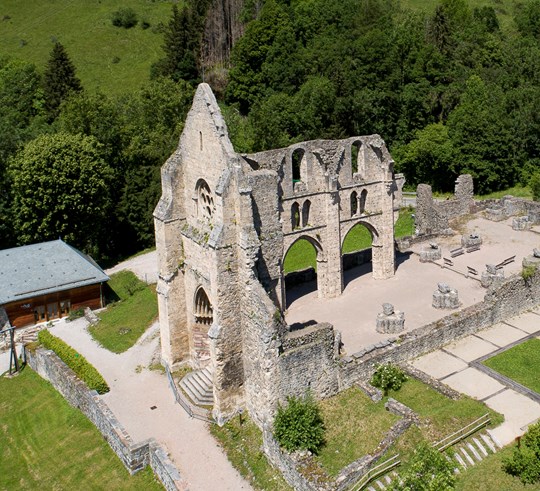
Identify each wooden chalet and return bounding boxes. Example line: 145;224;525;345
0;240;109;328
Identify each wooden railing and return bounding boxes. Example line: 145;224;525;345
432;413;491;452
349;454;401;491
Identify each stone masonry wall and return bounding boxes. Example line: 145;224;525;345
279;322;339;401
339;268;540;386
26;347;186;490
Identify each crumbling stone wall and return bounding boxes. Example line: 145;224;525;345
415;174;474;235
154;84;403;424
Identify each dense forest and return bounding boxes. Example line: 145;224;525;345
1;0;540;261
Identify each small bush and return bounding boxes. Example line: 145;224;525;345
530;172;540;201
522;265;537;281
370;363;408;396
273;393;325;453
503;421;540;484
67;308;84;322
38;330;109;394
111;7;138;28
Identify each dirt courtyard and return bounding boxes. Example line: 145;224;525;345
285;216;540;356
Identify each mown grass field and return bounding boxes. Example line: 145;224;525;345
89;270;158;353
484;338;540;393
0;367;162;490
0;0;178;95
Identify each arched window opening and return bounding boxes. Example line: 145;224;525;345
351;142;361;175
360;189;368;214
342;223;373;254
292;149;304;183
291;202;300;229
194;287;213;325
196;179;214;219
283;237;320;307
302;200;311;227
350;191;358;216
199;131;203;151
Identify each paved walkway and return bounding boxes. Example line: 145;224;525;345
49;318;252;491
105;250;158;284
412;308;540;446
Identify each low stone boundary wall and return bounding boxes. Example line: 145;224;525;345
26;347;187;491
340;269;540;387
401;363;460;400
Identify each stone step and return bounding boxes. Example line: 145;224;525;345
472;437;489;457
466;442;483;462
487;431;503;449
179;369;213;406
460;447;476;466
454;452;468;469
481;432;498;453
375;479;386;490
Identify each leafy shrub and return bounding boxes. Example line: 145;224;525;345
503;421;540;484
370;363;408;396
111;7;138;28
38;330;109;394
273;393;325;453
389;442;455;490
67;308;84;322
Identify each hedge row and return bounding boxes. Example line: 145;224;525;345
38;330;110;394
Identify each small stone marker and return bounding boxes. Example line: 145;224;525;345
523;249;540;269
420;242;442;262
376;303;405;334
461;233;482;248
432;283;460;309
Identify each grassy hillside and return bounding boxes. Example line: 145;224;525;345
0;0;179;95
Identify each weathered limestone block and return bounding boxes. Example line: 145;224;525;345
419;242;441;262
522;249;540;269
432;283;460;309
376;303;405;334
461;233;482;248
512;216;532;231
485;205;506;222
481;264;505;288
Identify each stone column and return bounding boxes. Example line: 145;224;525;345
319;180;343;298
372;182;395;280
432;283;460;309
481;264;504;288
376;303;405;334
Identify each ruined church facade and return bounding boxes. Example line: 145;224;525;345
154;84;404;424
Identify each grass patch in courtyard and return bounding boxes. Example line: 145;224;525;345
315;387;399;476
483;338;540;394
454;443;539;490
284;208;414;273
89;270;158;353
210;415;292;491
0;367;162;490
383;378;504;463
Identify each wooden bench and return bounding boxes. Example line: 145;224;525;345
443;257;454;267
450;247;464;258
466;244;481;253
467;266;478;276
496;255;516;268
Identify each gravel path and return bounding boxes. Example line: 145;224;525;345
49;319;252;490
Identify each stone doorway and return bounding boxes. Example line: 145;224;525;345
193;287;212;366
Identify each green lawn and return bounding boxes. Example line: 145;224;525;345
0;0;177;95
89;270;158;353
283;208;414;273
483;338;540;394
315;387;399;477
383;378;504;465
0;367;162;490
455;444;539;490
210;416;292;491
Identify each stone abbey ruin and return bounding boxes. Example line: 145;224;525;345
154;84;540;435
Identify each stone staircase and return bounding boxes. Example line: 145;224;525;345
365;432;501;491
179;368;213;407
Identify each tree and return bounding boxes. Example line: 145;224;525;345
273;393;325;453
43;42;82;120
152;5;199;83
503;421;540;484
389;443;456;490
8;133;113;258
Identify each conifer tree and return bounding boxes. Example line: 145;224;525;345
43;42;82;120
152;5;199;83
